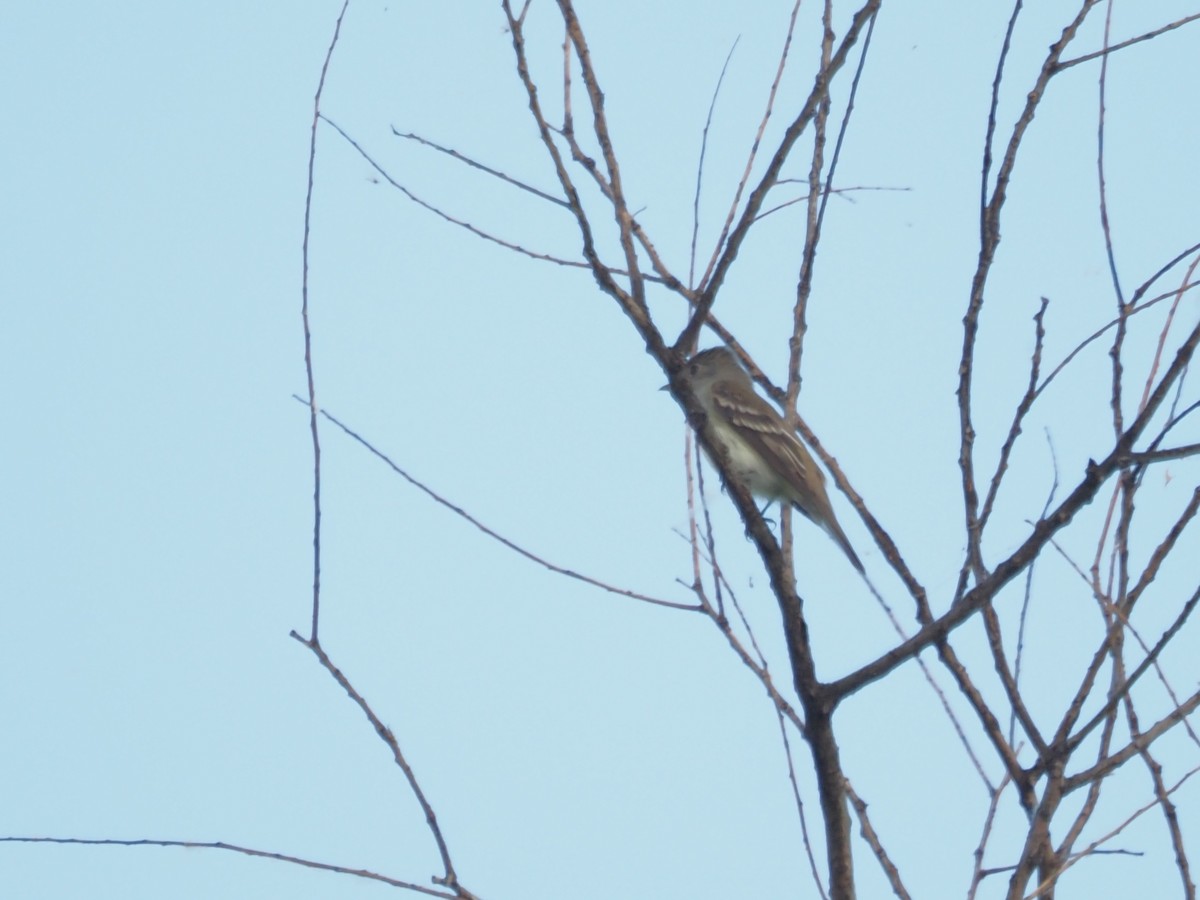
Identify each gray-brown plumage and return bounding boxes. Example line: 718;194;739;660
684;347;864;573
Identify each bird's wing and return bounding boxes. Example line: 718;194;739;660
710;380;864;574
708;380;821;490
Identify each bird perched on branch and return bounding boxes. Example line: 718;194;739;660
682;346;864;573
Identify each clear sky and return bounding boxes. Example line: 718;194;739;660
3;2;1198;898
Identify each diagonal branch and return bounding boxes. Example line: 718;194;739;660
829;315;1200;699
310;401;695;611
391;128;569;207
289;637;480;899
1065;686;1200;791
1055;12;1200;71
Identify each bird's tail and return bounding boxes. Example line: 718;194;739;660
822;517;864;574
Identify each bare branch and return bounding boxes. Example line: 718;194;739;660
786;0;835;410
310;401;696;611
690;38;740;288
391;128;570;207
324;115;589;269
680;0;883;354
501;1;665;354
967;776;1013;900
847;781;912;900
1026;763;1200;898
1036;279;1200;403
1055;12;1200;71
299;0;351;646
980;296;1050;531
0;836;458;899
555;1;650;320
958;0;1102;587
694;0;806;294
832;315;1200;699
1095;0;1126;311
289;636;480;899
1064;584;1200;775
778;712;829;900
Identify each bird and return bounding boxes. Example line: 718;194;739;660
682;346;864;573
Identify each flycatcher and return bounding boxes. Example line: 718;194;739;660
683;347;864;573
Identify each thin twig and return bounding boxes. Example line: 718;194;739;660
289;637;479;899
300;0;350;645
776;711;828;900
1063;600;1200;779
501;1;667;352
0;836;457;899
754;184;910;224
695;0;805;293
967;776;1013;900
1035;274;1200;402
391;128;569;207
846;782;912;900
1024;764;1200;898
1055;12;1200;70
1009;431;1060;747
786;0;836;409
305;401;697;612
980;297;1050;531
681;0;883;353
815;4;878;229
1095;0;1126;311
690;38;740;288
830;314;1200;698
324;115;592;270
959;0;1101;588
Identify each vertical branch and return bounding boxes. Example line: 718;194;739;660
980;297;1050;530
777;712;830;900
958;0;1101;585
672;357;856;896
1090;3;1130;604
847;781;912;900
679;0;883;354
555;1;648;314
980;0;1025;228
967;777;1010;900
786;0;835;401
503;0;671;358
779;0;836;569
1122;689;1196;898
1005;766;1065;899
1052;579;1127;869
690;40;740;288
300;0;351;645
561;18;574;136
815;10;877;230
1095;0;1127;312
1099;2;1128;447
1140;255;1200;422
695;0;805;293
802;688;855;899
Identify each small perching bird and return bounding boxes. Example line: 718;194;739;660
682;346;864;573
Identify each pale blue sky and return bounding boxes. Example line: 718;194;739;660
3;2;1198;898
